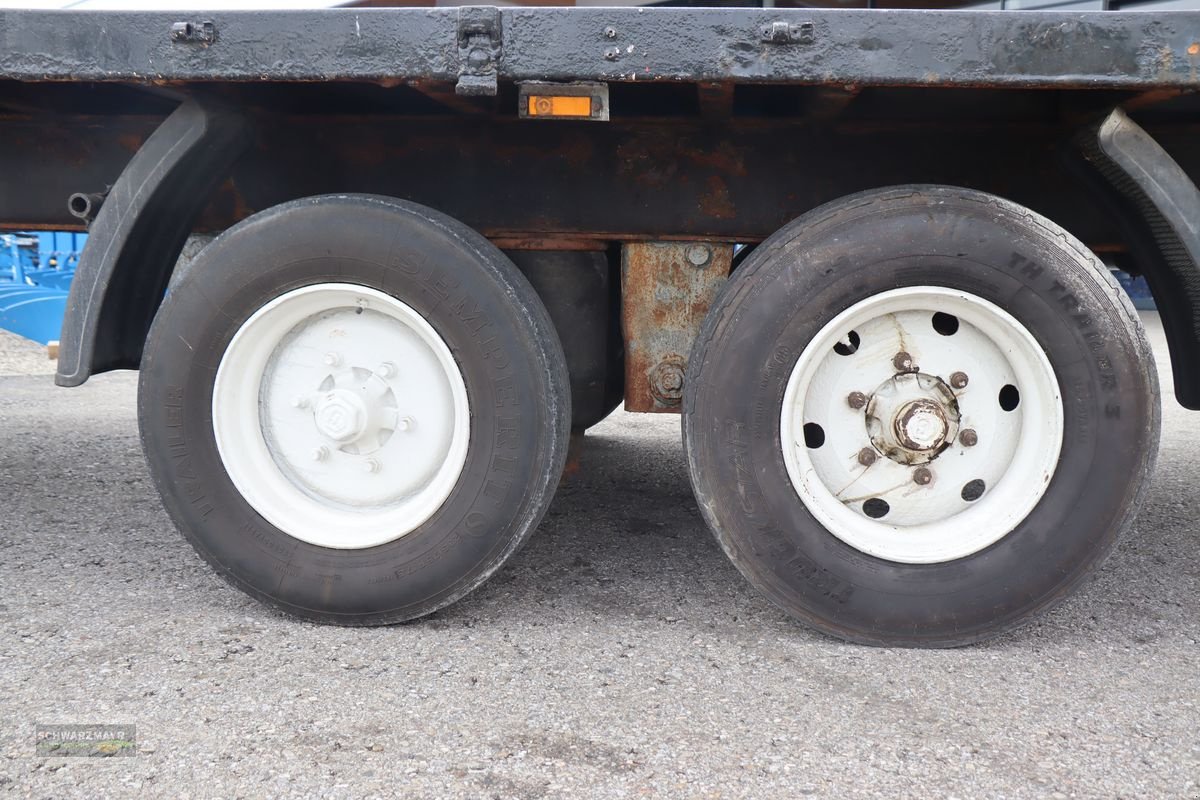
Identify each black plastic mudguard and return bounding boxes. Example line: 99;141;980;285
1079;107;1200;410
56;97;250;387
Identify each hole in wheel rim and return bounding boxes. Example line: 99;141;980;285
999;384;1020;411
961;479;986;502
833;330;860;356
931;312;959;336
862;498;890;518
803;423;825;449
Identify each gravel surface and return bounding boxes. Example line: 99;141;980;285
1;313;1198;799
0;330;53;377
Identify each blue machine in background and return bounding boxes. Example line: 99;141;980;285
0;231;84;345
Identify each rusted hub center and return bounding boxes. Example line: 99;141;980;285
864;372;961;465
893;399;948;451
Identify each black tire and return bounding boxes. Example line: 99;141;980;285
138;195;570;624
683;185;1160;647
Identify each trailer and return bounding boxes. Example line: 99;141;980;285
1;6;1197;646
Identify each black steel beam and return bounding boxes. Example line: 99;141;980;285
8;110;1198;247
1;8;1198;89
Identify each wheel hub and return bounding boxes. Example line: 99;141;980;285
865;372;960;465
313;388;368;443
306;369;399;455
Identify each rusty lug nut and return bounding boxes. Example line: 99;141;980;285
893;351;914;372
950;371;969;389
847;391;868;410
857;448;877;467
649;360;686;405
913;466;933;486
959;428;978;447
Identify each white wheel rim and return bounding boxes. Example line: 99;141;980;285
780;286;1063;564
212;283;470;549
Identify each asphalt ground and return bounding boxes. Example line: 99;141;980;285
0;314;1198;799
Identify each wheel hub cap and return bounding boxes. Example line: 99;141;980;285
865;372;960;465
313;388;369;443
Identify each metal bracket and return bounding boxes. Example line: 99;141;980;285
760;21;815;45
169;20;217;45
456;6;502;97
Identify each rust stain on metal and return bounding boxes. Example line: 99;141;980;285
698;175;736;220
621;241;733;413
116;132;145;153
489;236;606;251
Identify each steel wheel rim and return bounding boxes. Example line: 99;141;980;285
780;286;1063;564
212;283;470;549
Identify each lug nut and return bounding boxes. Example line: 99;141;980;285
893;351;914;372
377;362;397;379
398;416;414;432
950;371;969;389
847;391;868;410
323;352;341;368
291;396;309;409
913;466;933;486
312;446;329;462
857;448;877;467
959;428;978;447
364;458;381;474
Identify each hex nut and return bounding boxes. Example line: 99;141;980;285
847;391;868;410
649;360;687;405
857;448;878;467
893;351;914;372
950;371;969;389
913;466;933;485
959;428;978;447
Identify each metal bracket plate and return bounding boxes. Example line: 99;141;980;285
456;6;502;97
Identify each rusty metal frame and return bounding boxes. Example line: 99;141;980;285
621;242;733;413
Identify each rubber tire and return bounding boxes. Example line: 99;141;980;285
683;185;1160;648
138;195;571;624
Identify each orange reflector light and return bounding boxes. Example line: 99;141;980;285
527;95;593;118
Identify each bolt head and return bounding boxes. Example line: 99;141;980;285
467;46;490;69
847;391;868;410
291;396;309;409
685;245;712;267
398;416;414;432
312;446;329;462
323;352;341;368
959;428;978;447
649;361;687;404
377;362;396;379
857;447;877;467
603;25;617;39
913;466;933;486
363;458;381;474
950;371;969;389
893;352;914;372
